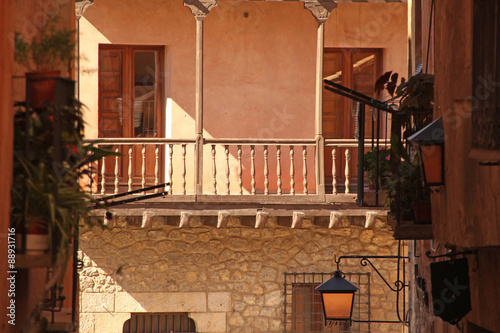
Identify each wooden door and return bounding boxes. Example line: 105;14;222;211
98;45;164;192
323;49;382;191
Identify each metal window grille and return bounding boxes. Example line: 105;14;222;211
284;272;371;333
123;313;196;333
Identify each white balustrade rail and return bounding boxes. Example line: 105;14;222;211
84;137;389;199
326;138;390;195
204;139;316;196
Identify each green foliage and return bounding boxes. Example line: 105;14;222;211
374;71;435;221
362;147;391;184
14;17;74;72
375;71;434;139
379;137;429;220
11;100;118;264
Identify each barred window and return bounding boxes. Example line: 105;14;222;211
123;313;196;333
284;272;371;333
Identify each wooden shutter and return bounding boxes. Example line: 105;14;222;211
99;49;124;138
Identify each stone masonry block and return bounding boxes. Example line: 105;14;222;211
189;312;227;332
81;293;115;313
78;313;95;333
208;292;232;312
94;313;131;333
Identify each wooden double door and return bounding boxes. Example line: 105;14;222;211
98;45;165;191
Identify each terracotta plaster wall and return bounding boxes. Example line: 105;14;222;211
203;1;317;139
0;1;15;332
325;3;408;80
80;1;407;139
79;0;195;140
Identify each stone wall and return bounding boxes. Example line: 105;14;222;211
79;215;406;333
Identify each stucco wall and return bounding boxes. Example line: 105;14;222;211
79;216;406;332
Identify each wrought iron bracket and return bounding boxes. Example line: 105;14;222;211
334;243;409;326
335;255;408;293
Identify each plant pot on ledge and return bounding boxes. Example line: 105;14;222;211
16;218;50;255
413;200;432;224
27;71;62;108
26;71;61;108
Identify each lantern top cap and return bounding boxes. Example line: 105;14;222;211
408;117;444;145
316;271;359;293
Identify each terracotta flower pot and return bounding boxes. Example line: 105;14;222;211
413;200;432;224
17;219;50;255
26;71;61;108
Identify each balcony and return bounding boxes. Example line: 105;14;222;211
83;135;392;229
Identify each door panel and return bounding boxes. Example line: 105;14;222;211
323;49;382;190
98;46;164;192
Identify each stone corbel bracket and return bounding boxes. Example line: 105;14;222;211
179;212;192;228
291;212;306;229
255;211;269;229
217;211;230;228
365;211;378;229
184;0;218;20
304;0;338;24
329;211;343;228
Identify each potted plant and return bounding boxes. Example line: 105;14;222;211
14;17;74;108
11;98;117;262
375;71;434;223
362;147;391;189
380;147;431;223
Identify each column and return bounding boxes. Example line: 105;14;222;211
305;1;337;197
184;0;217;195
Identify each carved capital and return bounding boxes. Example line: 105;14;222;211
184;0;217;21
304;1;337;24
75;0;94;20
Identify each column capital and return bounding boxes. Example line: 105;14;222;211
304;1;337;24
184;0;217;21
75;0;94;20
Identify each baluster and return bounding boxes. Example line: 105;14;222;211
264;145;269;195
154;146;159;193
251;145;256;195
277;145;282;195
238;145;243;195
225;145;230;195
168;144;173;195
127;147;133;192
182;144;186;195
114;148;119;194
290;146;295;195
332;148;337;194
141;145;146;193
302;146;308;195
345;148;350;194
212;145;217;195
100;156;106;195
